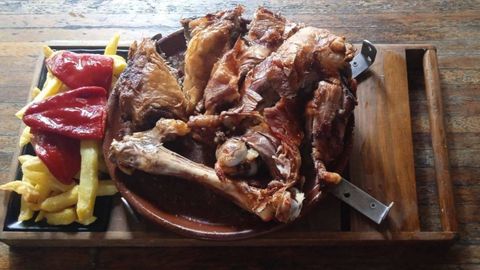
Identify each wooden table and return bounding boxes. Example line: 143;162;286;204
0;0;478;269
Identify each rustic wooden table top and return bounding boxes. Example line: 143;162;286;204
0;0;478;269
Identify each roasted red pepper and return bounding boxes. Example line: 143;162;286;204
30;130;80;185
23;86;107;140
46;51;113;91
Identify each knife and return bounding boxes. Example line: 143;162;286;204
327;41;393;225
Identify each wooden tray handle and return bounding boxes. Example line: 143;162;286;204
423;49;458;232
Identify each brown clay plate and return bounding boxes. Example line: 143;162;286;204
103;30;354;240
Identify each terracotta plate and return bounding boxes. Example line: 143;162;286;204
103;30;354;240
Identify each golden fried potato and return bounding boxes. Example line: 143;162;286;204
18;154;35;165
97;180;118;196
35;210;45;222
15;72;63;119
31;87;41;99
44;208;76;225
76;216;97;226
110;55;127;76
77;140;100;222
34;182;51;203
43;45;54;58
22;157;73;192
40;186;78;212
0;181;40;203
104;33;120;55
18;197;34;222
19;127;32;147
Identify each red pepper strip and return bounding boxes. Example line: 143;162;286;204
46;51;113;91
30;130;80;185
23;86;107;140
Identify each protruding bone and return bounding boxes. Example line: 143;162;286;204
109;120;303;222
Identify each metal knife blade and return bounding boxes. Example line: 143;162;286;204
328;178;393;224
351;40;377;78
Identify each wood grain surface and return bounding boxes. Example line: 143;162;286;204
0;0;478;269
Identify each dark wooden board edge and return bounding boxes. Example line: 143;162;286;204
0;41;458;246
0;231;458;247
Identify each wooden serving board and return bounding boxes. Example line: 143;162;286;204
0;43;458;246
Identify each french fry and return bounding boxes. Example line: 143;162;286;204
26;202;40;211
19;126;32;147
35;210;45;222
76;216;97;226
104;33;120;55
104;34;126;76
18;154;35;165
40;180;116;213
15;72;63;119
34;182;51;203
110;55;127;76
24;171;72;193
40;186;78;212
22;157;73;192
44;208;77;225
43;45;54;58
0;181;40;203
18;196;34;221
21;156;46;172
97;180;118;196
31;87;41;99
77;140;100;222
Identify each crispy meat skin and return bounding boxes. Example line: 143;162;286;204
203;7;300;114
110;118;303;222
214;98;304;220
183;6;244;113
305;82;357;185
189;23;355;195
112;39;187;131
238;26;354;112
109;6;358;223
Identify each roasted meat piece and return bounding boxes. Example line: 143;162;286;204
306;78;357;185
213;98;304;222
110;118;304;222
182;6;245;113
203;7;300;114
217;98;303;182
237;26;354;112
108;6;359;224
111;38;187;131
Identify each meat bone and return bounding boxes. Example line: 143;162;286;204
110;119;303;223
113;41;392;224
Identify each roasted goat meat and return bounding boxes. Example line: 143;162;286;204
182;6;244;113
108;6;358;223
306;79;357;186
215;98;303;183
111;38;187;131
192;25;355;183
110;119;304;222
237;26;354;112
203;7;300;114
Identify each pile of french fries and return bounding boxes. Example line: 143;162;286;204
0;34;126;226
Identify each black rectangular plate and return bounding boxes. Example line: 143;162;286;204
4;46;129;232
